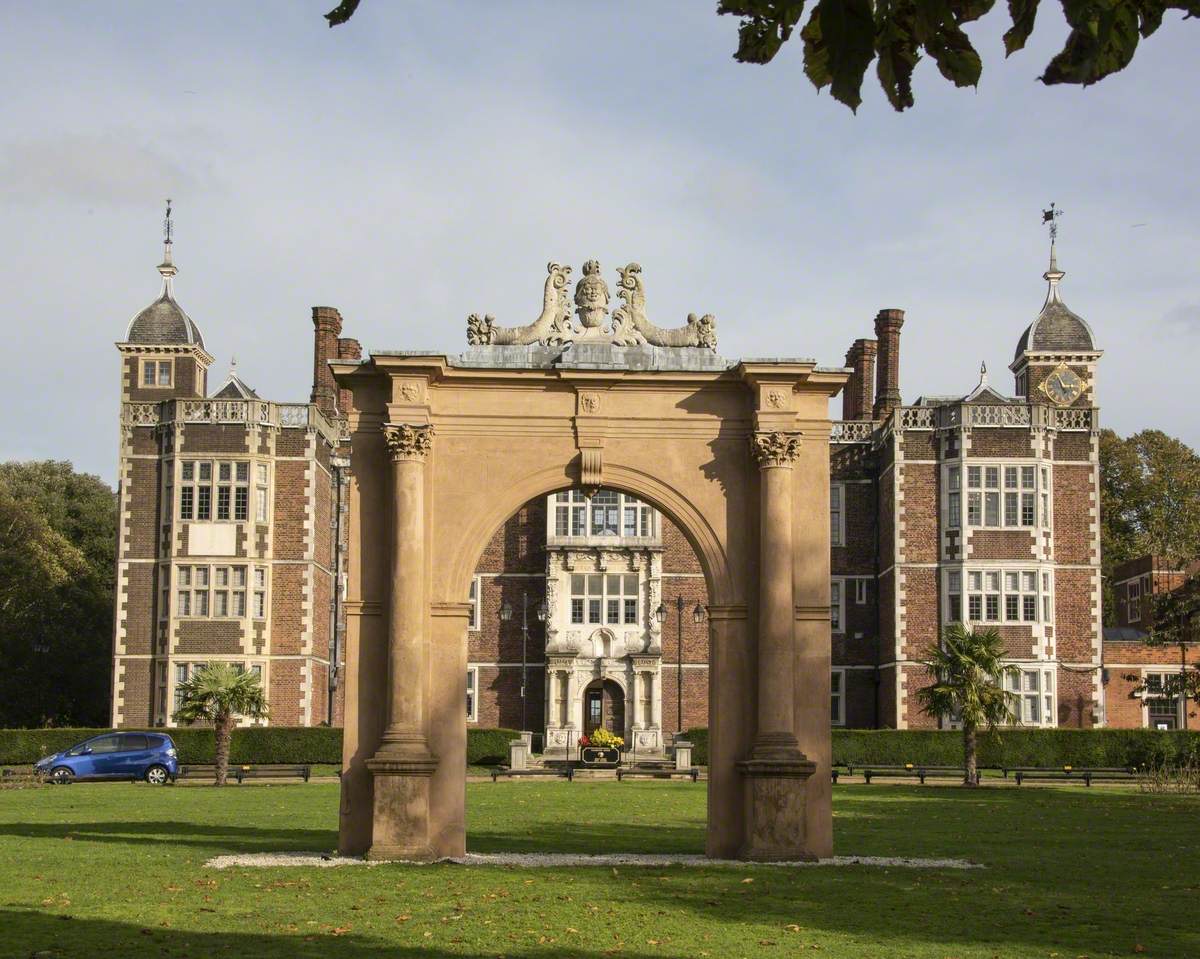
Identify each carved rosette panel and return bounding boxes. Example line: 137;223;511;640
383;423;434;462
752;431;802;468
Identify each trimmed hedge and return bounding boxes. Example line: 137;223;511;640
467;728;521;766
683;727;1200;770
1;726;520;767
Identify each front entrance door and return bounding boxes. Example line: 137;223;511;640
583;679;625;738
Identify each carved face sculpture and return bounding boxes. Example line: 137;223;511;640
574;260;610;329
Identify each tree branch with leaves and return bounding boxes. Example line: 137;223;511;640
325;1;1198;112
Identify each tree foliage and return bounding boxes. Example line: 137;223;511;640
326;1;1199;112
916;623;1017;783
1099;429;1200;623
174;663;269;786
0;462;116;728
718;1;1198;110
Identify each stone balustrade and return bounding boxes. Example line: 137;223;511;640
122;398;342;443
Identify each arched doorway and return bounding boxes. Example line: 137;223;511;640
582;678;625;739
331;263;846;862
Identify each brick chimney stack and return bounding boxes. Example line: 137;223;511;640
336;337;362;417
872;309;905;421
842;338;878;421
311;306;343;416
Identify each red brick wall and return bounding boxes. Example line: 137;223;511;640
273;461;309;560
970;429;1034;458
121;564;156;656
175;621;243;656
660;668;709;736
902;463;938;564
126;460;161;559
1056;667;1095;728
1054;432;1092;461
968;529;1035;560
120;660;153;727
180;424;250;455
270;660;303;726
1053;465;1094;566
1055;568;1096;663
272;565;306;656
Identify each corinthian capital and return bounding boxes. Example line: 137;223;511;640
384;423;434;462
752;431;802;468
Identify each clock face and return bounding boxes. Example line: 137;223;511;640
1040;363;1084;406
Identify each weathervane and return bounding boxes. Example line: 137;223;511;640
1042;202;1062;243
163;198;174;245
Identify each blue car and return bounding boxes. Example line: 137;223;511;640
35;732;179;785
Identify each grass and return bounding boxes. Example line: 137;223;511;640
1;781;1197;958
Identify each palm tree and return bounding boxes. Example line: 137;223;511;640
173;663;269;785
915;624;1018;786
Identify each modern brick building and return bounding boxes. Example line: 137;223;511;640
1103;556;1200;729
110;217;353;728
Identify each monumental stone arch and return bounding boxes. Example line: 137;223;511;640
332;261;847;861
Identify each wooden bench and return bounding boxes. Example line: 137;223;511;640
858;764;978;785
616;767;699;782
491;767;574;782
234;764;311;783
178;764;219;780
1011;766;1136;786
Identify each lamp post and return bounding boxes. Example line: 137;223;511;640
501;591;548;735
655;596;705;740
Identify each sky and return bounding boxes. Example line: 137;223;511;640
1;2;1197;484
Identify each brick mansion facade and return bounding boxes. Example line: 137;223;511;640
112;223;1110;735
111;224;353;728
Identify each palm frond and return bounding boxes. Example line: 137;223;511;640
172;663;269;725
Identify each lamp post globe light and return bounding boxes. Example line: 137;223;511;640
500;593;545;737
655;596;706;742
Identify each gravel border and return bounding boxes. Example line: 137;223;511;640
205;851;982;870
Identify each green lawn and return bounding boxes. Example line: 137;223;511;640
1;781;1196;958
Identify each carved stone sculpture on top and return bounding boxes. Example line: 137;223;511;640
467;260;717;349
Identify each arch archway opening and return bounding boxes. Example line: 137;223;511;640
460;483;715;852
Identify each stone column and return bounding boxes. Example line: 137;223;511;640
630;670;642;728
366;423;438;861
649;669;662;731
738;431;815;861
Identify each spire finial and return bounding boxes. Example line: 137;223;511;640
157;198;178;292
979;361;988;386
1041;203;1065;302
230;354;238;377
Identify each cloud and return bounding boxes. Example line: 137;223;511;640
0;131;200;204
1163;303;1200;334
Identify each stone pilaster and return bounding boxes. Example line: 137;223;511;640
366;423;438;861
738;431;816;861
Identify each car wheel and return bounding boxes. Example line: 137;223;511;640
145;765;169;785
50;766;75;785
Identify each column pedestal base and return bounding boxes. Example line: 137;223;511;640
365;752;439;861
737;737;816;862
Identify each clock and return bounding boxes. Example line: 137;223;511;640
1039;363;1084;406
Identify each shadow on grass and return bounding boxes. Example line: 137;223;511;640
0;820;335;853
1;910;663;959
467;820;704;854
